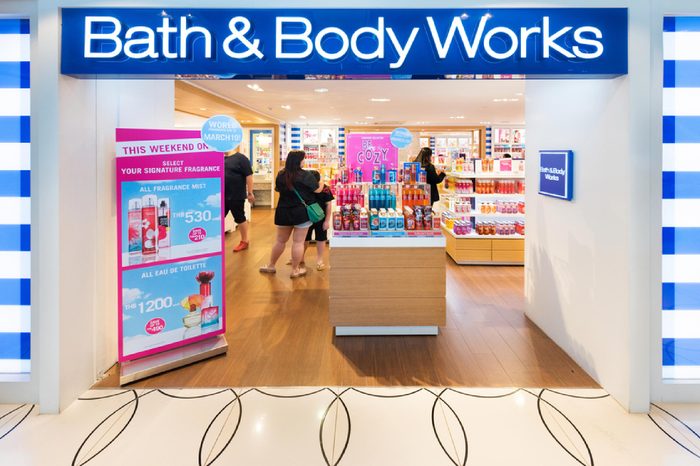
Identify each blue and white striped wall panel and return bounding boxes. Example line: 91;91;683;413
338;127;345;158
290;127;301;150
0;18;31;375
662;16;700;380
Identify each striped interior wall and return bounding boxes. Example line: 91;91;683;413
429;136;435;151
279;123;286;157
337;127;345;162
290;127;301;150
0;18;31;375
662;16;700;380
485;127;493;157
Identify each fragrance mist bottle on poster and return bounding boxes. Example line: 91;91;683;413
127;199;142;265
157;198;170;256
141;195;158;259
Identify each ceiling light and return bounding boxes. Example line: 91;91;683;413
246;84;264;92
299;115;307;120
199;107;207;111
449;116;465;119
515;92;524;96
479;121;492;125
314;88;329;93
281;105;291;110
370;98;391;102
365;116;375;119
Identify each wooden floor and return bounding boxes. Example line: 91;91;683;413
97;208;597;389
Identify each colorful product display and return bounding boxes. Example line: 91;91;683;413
475;179;524;194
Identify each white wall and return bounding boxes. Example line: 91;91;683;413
525;78;634;407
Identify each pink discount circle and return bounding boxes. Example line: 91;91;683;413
189;227;207;242
145;318;165;335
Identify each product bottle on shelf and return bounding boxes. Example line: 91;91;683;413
157;198;170;252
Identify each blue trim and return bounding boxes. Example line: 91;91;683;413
673;17;700;32
663;338;700;366
0;332;30;359
0;279;30;305
0;225;30;251
0;62;30;89
664;61;700;88
663;282;700;310
0;19;29;34
663;227;700;255
663;16;676;32
663;116;676;143
0;170;30;197
664;116;700;143
0;116;30;143
663;171;700;199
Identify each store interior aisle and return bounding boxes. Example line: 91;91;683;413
97;208;596;389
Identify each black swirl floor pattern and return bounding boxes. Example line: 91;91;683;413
1;387;699;465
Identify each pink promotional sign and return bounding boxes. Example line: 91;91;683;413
345;133;399;182
115;128;226;363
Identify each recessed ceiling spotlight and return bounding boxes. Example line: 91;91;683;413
246;84;264;92
281;105;291;110
370;98;391;102
449;116;465;119
365;116;375;119
314;88;329;93
299;115;307;120
199;107;207;111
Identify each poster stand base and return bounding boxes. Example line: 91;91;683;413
119;335;228;385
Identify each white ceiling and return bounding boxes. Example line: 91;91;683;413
187;79;525;127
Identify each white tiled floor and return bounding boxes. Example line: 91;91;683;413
1;387;699;466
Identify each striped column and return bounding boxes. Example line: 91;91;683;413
429;136;435;152
290;127;301;150
662;16;700;380
279;123;286;158
338;127;345;163
0;18;31;375
485;127;493;158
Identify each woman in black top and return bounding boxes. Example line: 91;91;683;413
260;150;322;278
415;147;446;205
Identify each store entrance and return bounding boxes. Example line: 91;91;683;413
97;78;596;389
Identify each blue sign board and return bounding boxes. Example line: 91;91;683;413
61;8;628;77
539;150;573;200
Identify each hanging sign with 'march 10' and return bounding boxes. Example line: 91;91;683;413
61;8;628;77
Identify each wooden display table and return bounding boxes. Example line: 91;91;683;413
442;226;524;265
329;236;446;336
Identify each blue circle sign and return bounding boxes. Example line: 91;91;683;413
390;127;413;149
201;115;243;152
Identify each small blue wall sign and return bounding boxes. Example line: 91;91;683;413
538;150;574;200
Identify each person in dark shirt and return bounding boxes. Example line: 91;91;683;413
415;147;446;205
303;170;334;271
225;149;255;252
259;150;322;278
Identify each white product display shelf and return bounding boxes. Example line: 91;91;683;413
444;192;525;200
446;172;525;179
330;235;446;248
442;227;524;240
444;210;525;219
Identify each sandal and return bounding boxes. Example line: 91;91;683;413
259;265;276;274
316;262;326;271
290;268;307;279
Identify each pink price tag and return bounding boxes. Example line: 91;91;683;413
145;318;166;335
189;227;207;242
